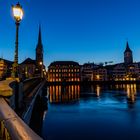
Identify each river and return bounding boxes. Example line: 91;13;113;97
42;84;140;140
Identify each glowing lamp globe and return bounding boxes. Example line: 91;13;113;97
12;2;23;22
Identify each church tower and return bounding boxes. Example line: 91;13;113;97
124;41;133;64
36;25;43;66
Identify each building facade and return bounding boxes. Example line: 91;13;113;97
93;67;108;81
126;63;140;81
0;58;13;79
48;61;80;82
19;58;36;79
81;63;94;81
112;63;126;81
111;42;139;81
0;59;6;79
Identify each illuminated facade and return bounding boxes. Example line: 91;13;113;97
81;63;108;81
0;58;13;79
0;59;6;79
126;64;140;81
81;63;94;81
93;67;108;81
112;62;140;81
48;61;80;82
19;58;36;78
112;63;126;81
107;42;139;81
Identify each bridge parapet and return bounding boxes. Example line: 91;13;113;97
0;78;47;139
0;79;17;110
23;78;42;96
0;98;42;140
0;78;43;111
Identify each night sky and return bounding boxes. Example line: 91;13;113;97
1;0;140;67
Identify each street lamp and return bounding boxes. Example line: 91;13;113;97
39;61;43;78
11;2;24;78
39;61;43;66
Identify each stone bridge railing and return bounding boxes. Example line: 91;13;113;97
0;98;42;140
0;78;46;140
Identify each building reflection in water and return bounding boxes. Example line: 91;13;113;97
81;84;102;98
126;84;137;105
49;84;137;104
49;85;80;103
96;85;101;97
112;84;137;106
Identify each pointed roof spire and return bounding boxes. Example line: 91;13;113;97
38;24;42;45
124;41;132;52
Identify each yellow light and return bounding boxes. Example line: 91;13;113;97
96;75;100;80
39;61;43;65
12;3;24;22
96;85;100;97
126;78;129;81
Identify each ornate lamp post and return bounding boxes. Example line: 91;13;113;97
11;2;24;78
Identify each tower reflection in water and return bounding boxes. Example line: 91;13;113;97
49;85;80;103
110;84;137;106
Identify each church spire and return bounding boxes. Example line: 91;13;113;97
125;41;132;52
38;24;42;46
36;24;43;65
124;41;133;64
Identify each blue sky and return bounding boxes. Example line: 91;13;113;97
1;0;140;67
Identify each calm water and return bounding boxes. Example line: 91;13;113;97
42;84;140;140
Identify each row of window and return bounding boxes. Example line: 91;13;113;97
113;75;125;78
115;78;136;81
50;65;79;68
49;73;80;77
49;78;80;82
94;70;107;73
49;69;80;72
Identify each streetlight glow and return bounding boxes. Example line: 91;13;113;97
40;62;43;65
12;3;23;22
39;61;43;78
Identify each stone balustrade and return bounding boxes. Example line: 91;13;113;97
0;98;42;140
0;78;45;140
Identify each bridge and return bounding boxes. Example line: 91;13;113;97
0;77;47;140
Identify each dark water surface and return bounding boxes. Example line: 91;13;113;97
42;84;140;140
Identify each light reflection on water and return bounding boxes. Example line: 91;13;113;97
49;85;80;103
42;84;140;140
